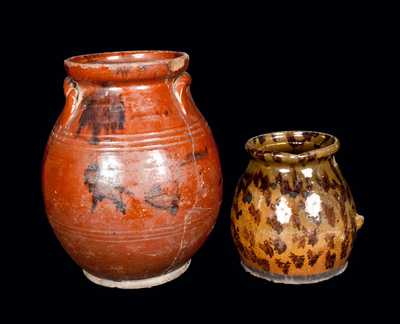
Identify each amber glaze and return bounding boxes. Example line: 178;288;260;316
42;51;222;288
231;131;363;284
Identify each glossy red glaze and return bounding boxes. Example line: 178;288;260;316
42;51;222;282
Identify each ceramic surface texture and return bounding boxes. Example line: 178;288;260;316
42;51;222;287
231;131;363;284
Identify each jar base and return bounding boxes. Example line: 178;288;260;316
241;261;348;284
83;260;191;289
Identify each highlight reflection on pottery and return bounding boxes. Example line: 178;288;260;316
42;51;222;288
231;131;363;284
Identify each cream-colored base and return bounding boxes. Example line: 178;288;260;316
241;261;348;284
83;260;191;289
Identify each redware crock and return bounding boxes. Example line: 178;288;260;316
231;131;363;284
42;51;223;288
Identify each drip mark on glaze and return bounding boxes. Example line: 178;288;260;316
83;162;132;214
253;171;271;205
144;184;180;215
307;250;322;267
324;233;335;249
306;228;318;246
260;174;270;192
323;202;336;227
240;245;270;271
249;203;261;225
325;250;336;269
260;259;270;271
271;237;287;254
292;212;302;230
320;171;331;192
275;259;291;274
237;172;252;195
180;147;208;165
291;169;303;197
289;253;305;269
267;214;284;234
259;240;274;257
248;229;256;247
77;92;125;144
252;170;262;188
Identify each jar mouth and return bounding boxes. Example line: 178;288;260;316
64;50;189;82
245;131;340;164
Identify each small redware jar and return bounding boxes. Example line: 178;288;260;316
42;51;222;288
231;131;363;284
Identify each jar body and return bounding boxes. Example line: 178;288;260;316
42;51;222;287
231;132;363;284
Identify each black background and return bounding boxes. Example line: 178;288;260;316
10;6;395;317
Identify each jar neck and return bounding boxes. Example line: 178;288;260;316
245;131;340;164
64;50;189;83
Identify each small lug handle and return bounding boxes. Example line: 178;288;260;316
355;213;364;231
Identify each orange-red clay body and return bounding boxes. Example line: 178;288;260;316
42;51;222;288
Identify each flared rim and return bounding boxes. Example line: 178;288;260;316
64;50;189;82
245;130;340;164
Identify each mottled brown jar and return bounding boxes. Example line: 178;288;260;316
42;51;222;288
231;131;363;284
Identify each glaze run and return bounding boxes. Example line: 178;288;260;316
43;51;222;286
77;91;125;144
144;184;180;215
231;131;363;283
84;162;131;214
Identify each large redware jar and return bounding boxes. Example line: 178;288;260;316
42;51;223;288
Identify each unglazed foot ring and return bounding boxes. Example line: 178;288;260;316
241;261;348;284
83;260;191;289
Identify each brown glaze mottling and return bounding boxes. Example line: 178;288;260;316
307;250;322;267
275;259;291;274
324;233;336;250
43;51;222;282
267;213;284;234
323;202;336;227
231;131;363;280
272;237;287;254
249;204;261;225
307;228;319;246
289;252;305;269
259;240;274;258
325;251;336;269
